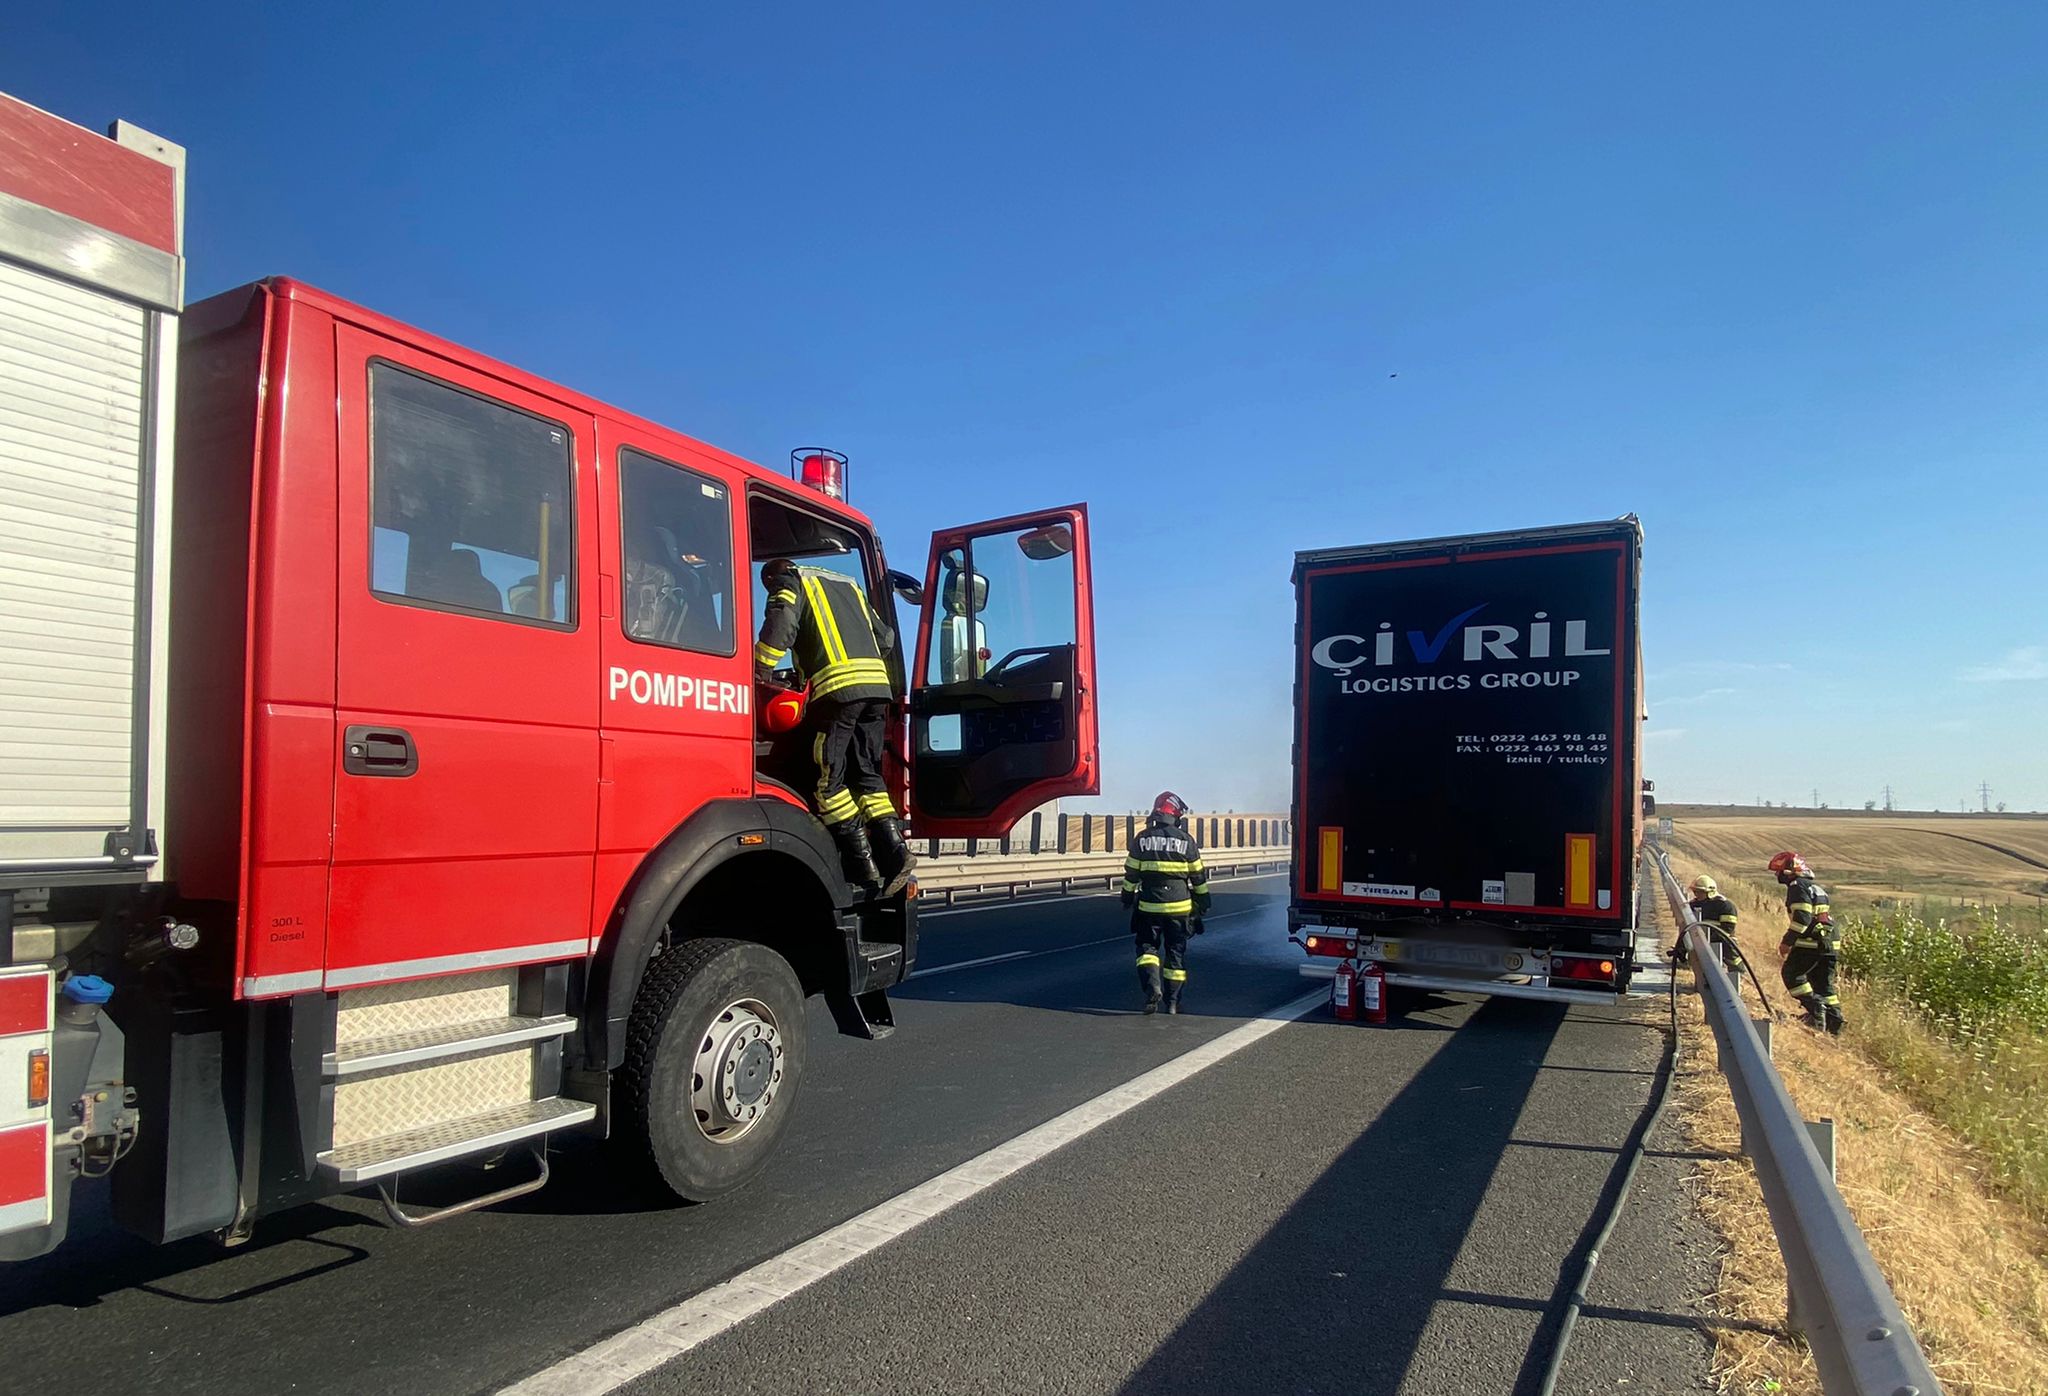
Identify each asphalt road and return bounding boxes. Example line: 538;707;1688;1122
0;874;1717;1396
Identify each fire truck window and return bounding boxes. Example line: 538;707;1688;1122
619;447;736;656
926;527;1075;688
369;362;576;626
745;495;898;678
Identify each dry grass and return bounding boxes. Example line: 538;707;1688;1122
1654;846;2048;1396
1667;813;2048;913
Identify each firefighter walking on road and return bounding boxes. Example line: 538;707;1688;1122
754;559;917;898
1681;874;1741;969
1770;851;1842;1035
1122;792;1211;1015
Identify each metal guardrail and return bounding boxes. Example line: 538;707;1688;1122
915;851;1292;909
1649;842;1941;1396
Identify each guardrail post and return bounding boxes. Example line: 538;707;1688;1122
927;836;940;858
1753;1016;1774;1058
967;837;978;857
1030;812;1042;853
1057;816;1069;853
1082;818;1092;854
1806;1118;1837;1181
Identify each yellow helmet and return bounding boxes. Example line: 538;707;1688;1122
1690;874;1718;897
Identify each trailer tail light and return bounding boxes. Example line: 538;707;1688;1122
1303;934;1356;958
26;1051;48;1110
1550;955;1618;986
791;447;847;501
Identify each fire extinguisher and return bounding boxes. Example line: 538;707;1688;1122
1361;959;1388;1026
1333;959;1358;1021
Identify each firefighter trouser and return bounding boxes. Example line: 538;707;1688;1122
811;698;896;827
1134;914;1190;1006
1782;946;1842;1028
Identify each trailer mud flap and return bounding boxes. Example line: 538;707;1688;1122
0;967;55;1240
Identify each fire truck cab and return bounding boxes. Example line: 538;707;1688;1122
0;95;1099;1257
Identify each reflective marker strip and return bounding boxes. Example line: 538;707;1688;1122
0;974;47;1037
0;1123;50;1232
498;987;1328;1396
1565;833;1595;911
1318;827;1343;893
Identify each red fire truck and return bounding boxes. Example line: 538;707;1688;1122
0;93;1099;1257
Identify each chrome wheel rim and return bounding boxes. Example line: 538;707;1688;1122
690;998;785;1144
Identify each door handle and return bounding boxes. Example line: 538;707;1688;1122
344;725;418;777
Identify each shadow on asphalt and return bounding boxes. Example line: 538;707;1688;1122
0;1196;377;1318
1117;993;1693;1396
1116;996;1568;1396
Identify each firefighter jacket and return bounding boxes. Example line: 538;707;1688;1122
1689;893;1739;937
1780;876;1837;954
755;567;895;703
1122;815;1212;917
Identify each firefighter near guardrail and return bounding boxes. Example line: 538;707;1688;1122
1772;851;1844;1036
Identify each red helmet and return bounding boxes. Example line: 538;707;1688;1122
1767;850;1810;879
1152;791;1189;821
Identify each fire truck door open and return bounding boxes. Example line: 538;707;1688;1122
329;327;600;982
907;505;1098;839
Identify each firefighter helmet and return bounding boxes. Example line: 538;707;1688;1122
1690;874;1718;897
1152;791;1189;822
1767;850;1810;881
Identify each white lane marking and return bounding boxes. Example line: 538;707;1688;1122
499;985;1329;1396
916;868;1285;919
905;906;1273;980
905;950;1031;979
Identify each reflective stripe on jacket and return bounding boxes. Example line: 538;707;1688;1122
1781;876;1837;952
1122;814;1212;916
755;567;894;702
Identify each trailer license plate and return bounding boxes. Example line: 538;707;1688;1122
1382;941;1499;971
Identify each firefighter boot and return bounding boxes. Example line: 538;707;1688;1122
1824;1002;1845;1036
1797;994;1827;1032
867;817;920;899
830;820;883;895
1137;959;1162;1014
1163;984;1182;1015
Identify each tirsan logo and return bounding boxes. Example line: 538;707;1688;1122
1311;604;1610;678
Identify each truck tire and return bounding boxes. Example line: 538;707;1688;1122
617;937;807;1202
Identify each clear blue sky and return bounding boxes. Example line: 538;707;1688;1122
12;3;2046;813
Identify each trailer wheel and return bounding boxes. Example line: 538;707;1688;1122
618;937;807;1202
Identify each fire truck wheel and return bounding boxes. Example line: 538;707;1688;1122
618;937;808;1201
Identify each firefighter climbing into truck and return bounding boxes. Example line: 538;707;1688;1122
0;91;1099;1258
754;553;919;899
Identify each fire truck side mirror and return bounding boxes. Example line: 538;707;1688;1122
888;568;925;605
1016;524;1073;561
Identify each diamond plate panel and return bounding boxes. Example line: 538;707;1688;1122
335;970;516;1047
332;1048;534;1148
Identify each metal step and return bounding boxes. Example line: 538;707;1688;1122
855;939;903;992
319;1097;596;1184
324;1014;576;1079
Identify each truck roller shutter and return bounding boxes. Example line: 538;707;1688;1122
0;259;149;859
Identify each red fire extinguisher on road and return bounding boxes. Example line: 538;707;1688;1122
1360;959;1388;1026
1333;960;1358;1021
